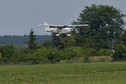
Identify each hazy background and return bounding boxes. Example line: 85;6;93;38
0;0;126;35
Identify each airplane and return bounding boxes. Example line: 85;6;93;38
38;22;88;36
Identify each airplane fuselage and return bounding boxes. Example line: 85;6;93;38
46;27;73;34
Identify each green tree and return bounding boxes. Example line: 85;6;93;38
120;30;126;46
61;47;83;60
28;46;48;64
26;29;38;50
73;4;126;49
62;36;76;48
33;47;48;63
51;33;62;48
42;40;52;48
2;45;17;60
112;44;126;60
52;33;76;49
0;53;2;60
47;47;60;63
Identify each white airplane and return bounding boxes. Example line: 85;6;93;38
38;22;88;36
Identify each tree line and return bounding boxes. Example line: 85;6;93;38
0;35;51;45
0;4;126;64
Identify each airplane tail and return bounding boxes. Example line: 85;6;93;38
44;22;48;25
43;22;49;29
43;22;51;32
38;22;50;32
38;22;49;28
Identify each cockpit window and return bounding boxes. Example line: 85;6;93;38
63;26;68;28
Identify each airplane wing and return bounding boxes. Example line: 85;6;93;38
49;25;64;29
48;24;88;28
38;22;88;28
67;24;88;27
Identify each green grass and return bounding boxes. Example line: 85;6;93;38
0;62;126;84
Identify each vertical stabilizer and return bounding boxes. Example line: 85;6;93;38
43;22;50;32
44;22;48;25
43;22;49;29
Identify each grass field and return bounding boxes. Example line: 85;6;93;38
0;62;126;84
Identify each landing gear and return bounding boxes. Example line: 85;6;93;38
67;34;71;37
56;34;60;36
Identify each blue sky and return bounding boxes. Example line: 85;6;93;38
0;0;126;35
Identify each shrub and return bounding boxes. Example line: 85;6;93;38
47;47;60;63
82;47;100;56
2;45;17;61
61;47;83;60
99;48;113;56
19;46;48;64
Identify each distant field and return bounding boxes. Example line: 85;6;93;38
0;62;126;84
